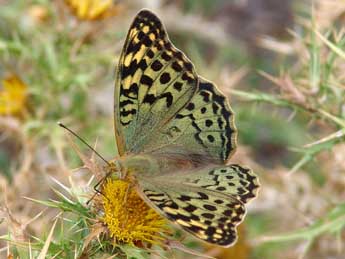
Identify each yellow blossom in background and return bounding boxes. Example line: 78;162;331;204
65;0;121;20
0;75;27;115
101;178;169;246
27;5;49;24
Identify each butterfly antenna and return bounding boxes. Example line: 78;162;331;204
58;122;111;166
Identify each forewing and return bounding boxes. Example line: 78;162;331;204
114;10;237;163
114;9;198;155
136;164;259;246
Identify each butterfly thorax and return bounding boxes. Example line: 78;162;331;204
121;154;161;178
105;154;161;183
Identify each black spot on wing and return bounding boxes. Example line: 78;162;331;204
120;109;137;116
162;52;172;61
202;213;215;219
178;195;192;202
172;61;183;72
120;99;134;107
184;204;197;212
173;82;183;91
197;192;209;200
121;59;138;79
214;199;224;204
207;135;215;143
147;49;155;58
158;92;173;108
182;72;194;84
200;90;210;102
198;80;236;161
203;204;217;211
186;102;195;111
160;72;171;84
151;60;163;71
205;119;213;127
143;94;156;104
120;83;138;100
205;227;216;236
140;75;154;87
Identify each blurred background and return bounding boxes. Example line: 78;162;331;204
1;0;345;258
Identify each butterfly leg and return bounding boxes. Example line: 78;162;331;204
86;171;112;205
86;160;123;205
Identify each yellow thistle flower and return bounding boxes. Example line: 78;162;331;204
0;75;27;115
101;178;169;246
65;0;120;20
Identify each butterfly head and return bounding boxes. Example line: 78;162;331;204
103;156;143;182
103;159;124;179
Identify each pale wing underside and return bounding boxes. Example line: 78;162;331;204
114;10;198;156
114;10;237;163
136;164;259;246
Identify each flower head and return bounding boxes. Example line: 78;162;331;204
100;178;169;246
64;0;121;20
0;75;27;115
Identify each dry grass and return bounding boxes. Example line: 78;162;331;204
1;0;345;258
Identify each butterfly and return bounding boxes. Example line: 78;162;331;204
110;9;259;247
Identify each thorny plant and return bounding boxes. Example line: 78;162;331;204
2;1;345;259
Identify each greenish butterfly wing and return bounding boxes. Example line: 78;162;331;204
135;164;259;246
114;9;259;247
151;76;237;163
114;10;237;163
114;9;198;156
